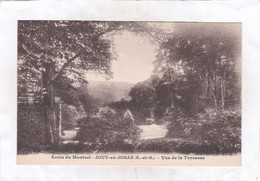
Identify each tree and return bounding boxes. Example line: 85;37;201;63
129;81;156;119
155;23;241;111
18;21;145;147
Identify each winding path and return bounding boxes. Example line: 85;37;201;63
138;124;168;140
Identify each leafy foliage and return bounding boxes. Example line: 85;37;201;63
154;24;241;111
77;107;141;146
60;104;85;130
166;108;241;153
128;81;156;120
135;138;177;153
135;136;240;154
54;76;81;106
18;21;123;88
18;21;149;85
17;105;46;153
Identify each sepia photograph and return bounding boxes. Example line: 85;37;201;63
17;21;241;165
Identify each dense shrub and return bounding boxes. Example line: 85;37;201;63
134;137;240;154
194;109;241;153
76;107;141;148
17;105;46;153
51;137;240;154
135;138;177;153
166;107;191;138
166;108;241;154
17;104;240;155
101;142;135;152
174;141;220;154
53;142;96;153
49;141;135;153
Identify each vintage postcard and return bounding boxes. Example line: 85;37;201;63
17;21;241;166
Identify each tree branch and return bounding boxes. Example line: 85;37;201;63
94;28;120;38
94;26;133;39
49;25;134;84
20;43;41;60
49;52;81;84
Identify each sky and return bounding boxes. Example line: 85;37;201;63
85;22;240;84
86;31;157;84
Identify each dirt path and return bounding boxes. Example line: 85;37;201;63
138;124;168;140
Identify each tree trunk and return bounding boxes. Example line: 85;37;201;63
220;78;225;110
59;103;62;139
220;69;227;110
209;77;218;109
167;64;174;108
41;62;58;147
205;75;209;98
201;76;208;98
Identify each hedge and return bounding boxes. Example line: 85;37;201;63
17;105;46;153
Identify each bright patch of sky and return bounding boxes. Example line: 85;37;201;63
85;22;178;83
86;31;156;84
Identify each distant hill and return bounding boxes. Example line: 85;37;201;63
85;81;134;103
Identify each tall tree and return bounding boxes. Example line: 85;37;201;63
18;21;145;146
129;81;156;119
154;23;241;111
